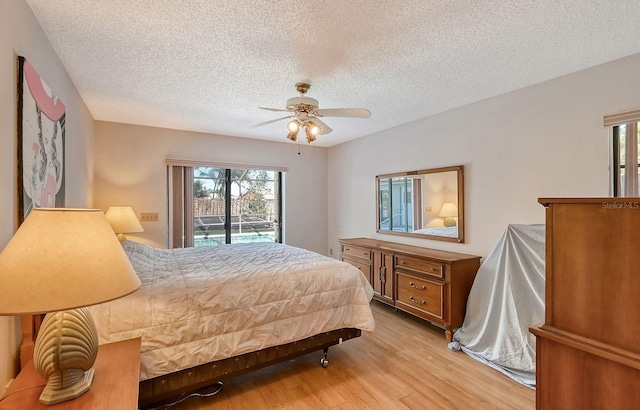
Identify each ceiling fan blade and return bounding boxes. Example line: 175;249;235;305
249;115;293;128
312;117;333;135
259;107;289;112
316;108;371;118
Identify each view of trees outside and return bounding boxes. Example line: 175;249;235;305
192;167;277;244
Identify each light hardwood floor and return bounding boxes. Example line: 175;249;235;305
169;302;535;410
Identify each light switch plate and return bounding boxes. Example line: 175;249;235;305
140;212;158;222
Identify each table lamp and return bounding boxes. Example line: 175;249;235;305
439;202;459;227
0;208;141;405
105;206;144;242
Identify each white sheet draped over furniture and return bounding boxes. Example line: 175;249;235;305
450;224;545;387
88;241;375;380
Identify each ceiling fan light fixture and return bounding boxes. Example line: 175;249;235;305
287;129;298;142
287;119;301;132
305;126;317;143
306;121;320;136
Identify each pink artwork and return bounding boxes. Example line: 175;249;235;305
18;56;66;224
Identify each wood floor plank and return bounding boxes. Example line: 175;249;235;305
399;391;459;410
168;302;535;409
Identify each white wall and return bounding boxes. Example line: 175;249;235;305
329;52;640;259
93;121;329;254
0;1;95;396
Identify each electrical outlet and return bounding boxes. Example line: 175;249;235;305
425;206;432;212
329;248;333;255
140;212;158;222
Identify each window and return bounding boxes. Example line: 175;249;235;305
612;122;640;197
605;110;640;197
378;176;420;232
167;160;283;248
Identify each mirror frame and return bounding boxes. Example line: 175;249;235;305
376;165;464;243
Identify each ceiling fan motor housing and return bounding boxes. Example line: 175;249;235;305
286;97;319;112
295;82;311;94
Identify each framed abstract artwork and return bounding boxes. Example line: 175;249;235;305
17;56;66;224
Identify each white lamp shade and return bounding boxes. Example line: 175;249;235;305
439;202;459;218
105;206;144;234
0;208;141;315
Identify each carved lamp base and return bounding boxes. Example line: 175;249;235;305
39;368;95;405
33;308;99;405
443;217;457;227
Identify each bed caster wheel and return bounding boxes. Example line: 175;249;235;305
320;347;329;368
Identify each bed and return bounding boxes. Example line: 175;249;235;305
413;226;459;237
71;241;375;406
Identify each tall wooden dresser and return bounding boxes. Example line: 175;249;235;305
339;238;481;342
531;198;640;409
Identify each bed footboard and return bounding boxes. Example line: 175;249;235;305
138;328;361;408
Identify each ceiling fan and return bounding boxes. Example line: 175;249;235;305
251;83;371;143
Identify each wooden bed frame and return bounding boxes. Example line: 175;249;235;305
20;315;361;408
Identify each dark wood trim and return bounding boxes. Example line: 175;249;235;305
531;326;640;371
613;125;621;197
538;197;640;205
17;56;25;226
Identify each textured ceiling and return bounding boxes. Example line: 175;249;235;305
26;0;640;147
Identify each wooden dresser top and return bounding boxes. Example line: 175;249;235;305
339;237;480;263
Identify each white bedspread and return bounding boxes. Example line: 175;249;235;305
413;226;459;237
89;241;375;380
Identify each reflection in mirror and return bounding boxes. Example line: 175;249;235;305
376;166;464;243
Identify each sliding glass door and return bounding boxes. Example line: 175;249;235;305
192;167;281;247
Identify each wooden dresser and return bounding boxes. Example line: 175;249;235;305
339;238;481;342
531;198;640;409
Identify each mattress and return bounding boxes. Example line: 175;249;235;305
88;241;375;380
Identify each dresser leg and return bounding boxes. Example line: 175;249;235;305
445;329;453;343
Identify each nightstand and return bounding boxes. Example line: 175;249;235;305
0;338;141;409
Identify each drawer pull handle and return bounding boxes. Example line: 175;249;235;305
345;247;350;251
410;296;426;305
431;268;439;272
409;281;426;290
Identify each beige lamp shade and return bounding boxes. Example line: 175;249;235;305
439;202;458;227
105;206;144;238
439;202;458;218
0;208;141;315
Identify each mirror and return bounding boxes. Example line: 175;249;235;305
376;165;464;243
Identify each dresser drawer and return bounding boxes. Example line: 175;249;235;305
397;274;443;319
397;274;442;301
342;257;371;278
395;255;444;278
341;244;371;261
